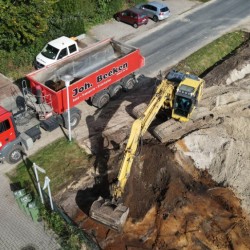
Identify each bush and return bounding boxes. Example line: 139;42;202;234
1;0;146;79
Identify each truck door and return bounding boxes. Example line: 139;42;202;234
69;44;77;55
57;48;68;60
0;118;16;149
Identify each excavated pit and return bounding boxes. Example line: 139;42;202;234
69;143;250;249
55;40;250;249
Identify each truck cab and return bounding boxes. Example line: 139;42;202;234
35;36;79;69
0;107;17;150
0;105;41;164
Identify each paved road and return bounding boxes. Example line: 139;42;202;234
130;0;250;76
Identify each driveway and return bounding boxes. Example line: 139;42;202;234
89;0;201;42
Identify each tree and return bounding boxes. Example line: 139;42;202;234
49;0;90;38
0;0;57;51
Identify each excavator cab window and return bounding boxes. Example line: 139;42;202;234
174;96;192;117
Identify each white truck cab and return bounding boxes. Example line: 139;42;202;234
35;36;79;69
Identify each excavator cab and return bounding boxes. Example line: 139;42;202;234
167;71;204;122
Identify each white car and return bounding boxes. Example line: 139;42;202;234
35;36;79;69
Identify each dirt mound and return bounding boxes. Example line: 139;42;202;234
78;143;249;249
124;142;175;219
180;40;250;213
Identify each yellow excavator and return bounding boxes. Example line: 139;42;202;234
89;70;204;231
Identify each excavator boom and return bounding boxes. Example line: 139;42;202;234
89;71;204;231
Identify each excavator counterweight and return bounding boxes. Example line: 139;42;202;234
89;70;204;230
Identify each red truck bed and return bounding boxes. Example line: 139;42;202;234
26;38;144;114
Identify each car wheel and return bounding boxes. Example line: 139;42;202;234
116;16;120;22
6;145;24;164
133;23;138;28
153;15;158;22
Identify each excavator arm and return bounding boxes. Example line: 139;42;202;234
113;79;175;199
89;70;204;231
89;79;175;231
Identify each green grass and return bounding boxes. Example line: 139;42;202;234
176;31;248;76
7;138;92;195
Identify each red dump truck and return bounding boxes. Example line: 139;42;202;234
0;38;144;164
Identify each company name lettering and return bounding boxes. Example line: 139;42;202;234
72;82;93;97
97;62;128;83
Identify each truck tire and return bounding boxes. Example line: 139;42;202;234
108;84;122;99
64;112;81;130
122;77;136;92
6;145;24;164
92;91;110;109
70;113;81;129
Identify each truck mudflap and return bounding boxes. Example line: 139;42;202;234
89;196;129;231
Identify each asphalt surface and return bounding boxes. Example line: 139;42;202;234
131;0;250;76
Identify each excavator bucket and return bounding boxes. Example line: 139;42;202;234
89;197;129;231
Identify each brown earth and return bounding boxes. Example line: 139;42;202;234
55;40;250;249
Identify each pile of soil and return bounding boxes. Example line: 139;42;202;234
71;142;250;249
121;144;250;250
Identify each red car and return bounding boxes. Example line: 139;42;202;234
114;7;148;28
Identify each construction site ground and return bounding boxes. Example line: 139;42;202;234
0;1;250;249
52;40;250;249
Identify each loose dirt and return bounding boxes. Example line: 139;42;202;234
55;40;250;249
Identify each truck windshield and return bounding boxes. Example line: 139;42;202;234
41;44;59;60
174;96;192;117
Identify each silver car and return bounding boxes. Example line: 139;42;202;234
136;1;170;22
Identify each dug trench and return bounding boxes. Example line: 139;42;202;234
55;41;250;249
66;142;250;249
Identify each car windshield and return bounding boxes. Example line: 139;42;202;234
41;44;59;59
174;96;192;117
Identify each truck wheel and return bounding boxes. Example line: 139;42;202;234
122;77;136;91
64;113;81;129
6;145;24;164
108;84;122;99
70;113;81;129
92;91;110;109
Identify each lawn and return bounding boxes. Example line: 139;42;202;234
7;138;92;195
176;31;248;76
